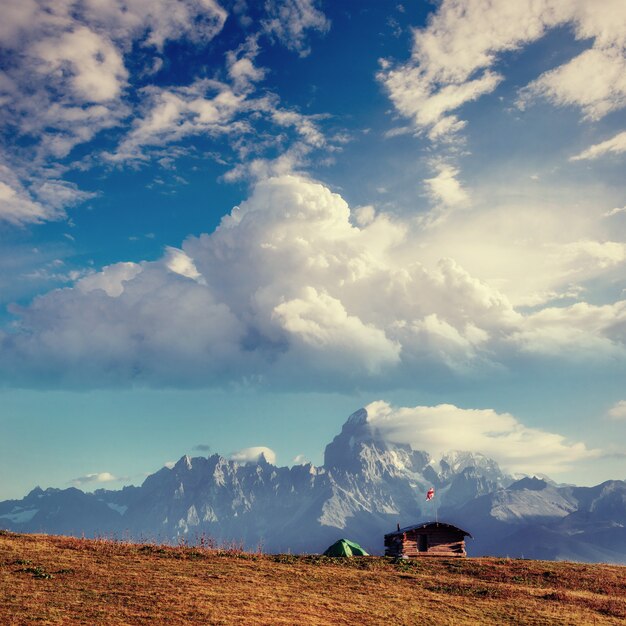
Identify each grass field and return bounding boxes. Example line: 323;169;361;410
1;530;625;625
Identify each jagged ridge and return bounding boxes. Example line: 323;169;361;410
1;408;625;562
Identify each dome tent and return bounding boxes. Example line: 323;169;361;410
323;539;369;557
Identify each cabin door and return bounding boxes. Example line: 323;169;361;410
418;534;428;552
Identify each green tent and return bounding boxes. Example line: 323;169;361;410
323;539;369;557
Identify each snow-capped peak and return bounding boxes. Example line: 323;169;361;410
174;455;193;471
438;450;505;479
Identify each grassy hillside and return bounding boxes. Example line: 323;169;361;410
1;531;625;625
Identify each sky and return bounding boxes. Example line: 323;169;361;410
1;0;625;500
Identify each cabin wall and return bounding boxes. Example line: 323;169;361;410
384;530;466;558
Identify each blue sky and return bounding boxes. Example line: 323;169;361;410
1;0;625;499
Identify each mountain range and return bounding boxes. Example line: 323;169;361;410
2;408;625;563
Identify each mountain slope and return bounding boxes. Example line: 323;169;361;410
2;532;626;626
1;408;625;563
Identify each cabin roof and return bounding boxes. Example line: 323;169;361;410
385;521;473;539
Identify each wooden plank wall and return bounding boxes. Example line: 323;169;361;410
384;530;467;558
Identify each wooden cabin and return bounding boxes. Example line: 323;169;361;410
384;522;472;558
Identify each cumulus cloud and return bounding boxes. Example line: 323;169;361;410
70;471;118;486
262;0;330;56
77;262;143;297
365;400;598;475
4;260;243;387
607;400;626;420
230;446;277;464
272;287;401;373
514;301;626;360
413;193;626;308
570;131;626;162
164;247;205;283
379;0;626;140
1;175;626;388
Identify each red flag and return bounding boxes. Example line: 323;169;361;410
426;487;435;501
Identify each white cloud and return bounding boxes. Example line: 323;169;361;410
262;0;330;56
33;180;97;212
23;262;91;286
106;79;251;163
70;471;118;486
164;247;205;283
608;400;626;420
273;287;401;373
379;0;626;140
378;0;559;139
0;164;92;225
380;62;501;141
365;400;599;475
555;240;626;269
78;0;228;50
0;0;214;154
0;175;60;226
104;45;328;168
272;110;327;148
570;131;626;162
226;37;266;91
2;175;626;388
515;301;626;359
519;0;626;119
292;454;309;465
0;0;336;225
0;0;228;222
521;47;626;121
32;26;128;103
222;142;316;182
423;163;469;213
605;206;626;218
77;262;142;297
413;191;626;308
230;446;277;464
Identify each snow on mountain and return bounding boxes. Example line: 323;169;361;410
1;408;625;563
0;507;39;524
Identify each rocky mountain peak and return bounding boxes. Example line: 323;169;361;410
509;476;548;491
323;407;430;477
174;455;193;471
2;408;625;563
345;407;368;427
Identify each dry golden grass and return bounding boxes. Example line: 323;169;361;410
1;530;625;625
